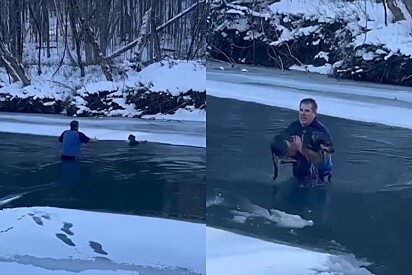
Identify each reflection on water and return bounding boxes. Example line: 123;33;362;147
0;132;205;223
207;95;412;275
60;160;82;184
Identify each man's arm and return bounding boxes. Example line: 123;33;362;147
58;131;65;143
299;147;322;164
290;135;323;164
79;132;97;143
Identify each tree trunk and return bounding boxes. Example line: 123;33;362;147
70;0;113;81
15;0;23;62
151;2;161;62
383;0;388;26
402;0;412;19
107;8;151;61
68;1;85;77
107;0;205;61
0;41;31;86
386;0;405;22
28;1;42;75
99;0;111;56
53;0;77;65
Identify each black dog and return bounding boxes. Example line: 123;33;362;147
128;134;139;146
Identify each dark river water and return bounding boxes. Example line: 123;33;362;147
0;132;206;223
206;95;412;275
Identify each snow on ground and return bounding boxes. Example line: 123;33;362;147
0;59;206;119
143;106;206;122
270;0;412;61
71;59;206;97
0;206;205;275
137;60;206;95
0;113;205;148
0;59;205;97
290;64;333;75
270;0;391;24
207;227;372;275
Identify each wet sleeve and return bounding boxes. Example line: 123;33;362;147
59;131;65;143
318;126;335;154
79;132;91;143
316;122;333;144
323;127;333;144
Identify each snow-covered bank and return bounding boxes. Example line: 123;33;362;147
143;107;205;122
209;0;412;87
206;227;372;275
0;206;205;274
0;59;206;120
0;112;205;148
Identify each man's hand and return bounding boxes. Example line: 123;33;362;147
289;135;303;152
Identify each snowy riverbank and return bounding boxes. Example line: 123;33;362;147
209;0;412;87
0;206;205;275
0;59;206;121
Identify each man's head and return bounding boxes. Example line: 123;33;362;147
299;98;317;126
128;134;136;141
70;120;79;131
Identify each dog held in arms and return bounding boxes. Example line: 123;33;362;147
270;131;334;185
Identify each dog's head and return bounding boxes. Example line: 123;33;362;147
271;134;289;157
311;131;334;154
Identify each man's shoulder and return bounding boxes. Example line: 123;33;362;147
78;131;88;138
312;119;331;135
78;131;90;143
60;130;70;137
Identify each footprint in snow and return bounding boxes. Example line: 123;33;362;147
89;241;108;255
55;233;76;247
60;222;74;236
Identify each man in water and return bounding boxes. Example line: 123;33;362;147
271;98;334;185
59;120;97;160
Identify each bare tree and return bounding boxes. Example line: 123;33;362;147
69;0;113;81
0;39;31;86
386;0;405;21
0;0;206;85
